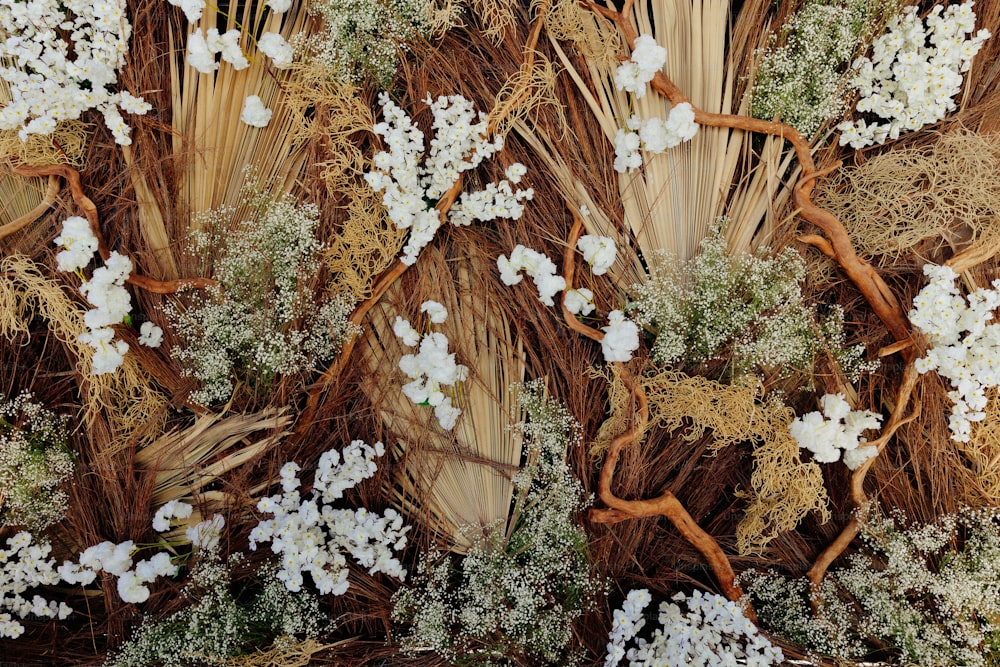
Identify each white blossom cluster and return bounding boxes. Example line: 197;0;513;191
632;229;875;382
614;34;667;97
601;310;640;363
393;302;468;430
613;105;699;173
497;244;566;307
365;92;533;266
0;532;72;638
0;0;151;144
53;217;159;374
0;392;73;531
174;0;293;128
909;263;1000;442
788;393;882;470
606;589;784;667
838;0;990;148
605;588;652;667
107;549;325;667
564;287;595;317
750;0;878;138
747;508;1000;666
578;234;617;275
249;441;410;595
299;0;430;85
166;195;358;404
63;532;181;604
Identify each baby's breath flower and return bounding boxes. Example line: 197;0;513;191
393;383;601;665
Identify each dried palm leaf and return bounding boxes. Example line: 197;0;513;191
360;246;527;553
169;3;312;228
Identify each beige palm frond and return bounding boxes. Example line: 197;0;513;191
135;407;292;538
548;0;800;259
169;3;313;227
360;246;527;553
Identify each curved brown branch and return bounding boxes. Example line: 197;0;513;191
560;207;749;610
579;0;924;591
11;165;214;293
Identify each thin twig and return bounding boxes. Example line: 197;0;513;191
11;165;215;293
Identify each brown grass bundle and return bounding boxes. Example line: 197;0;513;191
595;365;830;554
817;129;1000;264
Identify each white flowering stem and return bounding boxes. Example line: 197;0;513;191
807;362;922;594
13;165;216;294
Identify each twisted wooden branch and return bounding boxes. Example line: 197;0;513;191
11;165;215;293
561;210;751;611
581;0;922;588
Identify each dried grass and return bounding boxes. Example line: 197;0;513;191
595;365;830;555
135;408;292;535
468;0;517;44
963;387;1000;505
0;255;166;451
225;637;341;667
817;129;1000;263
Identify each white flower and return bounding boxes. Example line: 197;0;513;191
138;321;164;348
393;316;420;347
79;327;129;375
102;541;135;577
152;500;192;532
601;310;640;363
789;394;882;466
614;34;666;97
564;287;595;316
434;396;461;430
117;571;150;604
240;95;272;127
266;0;292;12
187;31;219;74
186;514;225;550
54;216;99;272
214;29;249;70
258;32;294;69
577;235;617;275
167;0;206;22
420;300;448;323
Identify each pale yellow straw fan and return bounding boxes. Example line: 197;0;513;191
546;0;800;260
360;248;528;553
167;0;312;238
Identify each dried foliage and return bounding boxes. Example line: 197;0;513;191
0;255;166;449
225;637;337;667
817;129;1000;262
361;246;526;553
595;365;830;555
964;388;1000;505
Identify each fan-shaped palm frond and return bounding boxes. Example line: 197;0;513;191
361;246;527;553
